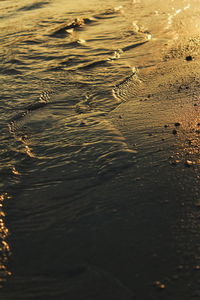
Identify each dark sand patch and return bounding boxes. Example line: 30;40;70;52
105;55;200;299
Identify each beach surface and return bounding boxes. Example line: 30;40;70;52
0;0;200;299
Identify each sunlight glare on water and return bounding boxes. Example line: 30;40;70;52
0;194;11;287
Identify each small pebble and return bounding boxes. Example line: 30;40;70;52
164;124;169;128
184;160;194;167
12;167;21;175
185;55;193;61
172;129;177;135
174;122;181;127
153;281;166;289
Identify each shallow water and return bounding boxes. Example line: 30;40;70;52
0;0;200;299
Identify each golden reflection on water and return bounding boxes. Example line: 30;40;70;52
0;194;11;287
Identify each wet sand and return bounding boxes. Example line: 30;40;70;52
106;38;200;299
